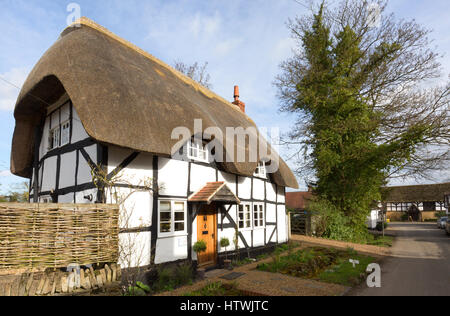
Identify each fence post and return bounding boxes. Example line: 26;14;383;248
288;212;292;240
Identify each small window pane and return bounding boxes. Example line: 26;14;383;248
175;222;185;232
174;202;184;211
160;223;171;233
160;211;171;222
160;202;171;212
175;212;184;221
61;121;70;146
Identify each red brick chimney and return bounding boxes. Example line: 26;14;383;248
232;85;246;113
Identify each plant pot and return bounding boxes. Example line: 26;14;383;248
223;259;233;270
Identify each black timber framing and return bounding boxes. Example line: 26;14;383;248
150;156;159;265
96;143;109;203
276;184;279;243
187;161;193;260
39;138;96;165
74;149;79;202
264;177;267;245
106;151;140;181
220;205;250;251
251;177;254;248
32;124;43;203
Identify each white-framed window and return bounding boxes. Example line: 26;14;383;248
253;203;265;228
187;140;209;163
238;203;252;230
60;121;70;146
49;126;60;151
254;161;267;178
158;200;187;237
436;202;445;212
238;203;265;230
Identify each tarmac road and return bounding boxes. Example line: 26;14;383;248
348;222;450;296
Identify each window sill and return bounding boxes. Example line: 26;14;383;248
158;232;188;239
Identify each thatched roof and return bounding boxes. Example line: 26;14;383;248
381;182;450;203
10;18;298;189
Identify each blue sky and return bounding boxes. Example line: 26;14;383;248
0;0;449;193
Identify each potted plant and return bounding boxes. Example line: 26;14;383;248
193;240;207;278
220;237;232;270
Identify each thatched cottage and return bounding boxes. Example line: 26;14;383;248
10;18;298;268
382;182;450;221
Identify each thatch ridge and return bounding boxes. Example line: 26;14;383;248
69;17;252;122
381;182;450;202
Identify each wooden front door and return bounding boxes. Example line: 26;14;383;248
196;206;217;267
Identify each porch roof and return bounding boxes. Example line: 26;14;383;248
188;182;240;204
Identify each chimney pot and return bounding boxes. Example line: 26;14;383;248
234;85;240;101
232;85;246;113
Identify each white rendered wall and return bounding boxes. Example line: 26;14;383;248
253;178;265;201
253;229;265;247
75;188;97;204
158;158;188;197
41;156;57;192
77;144;97;185
106;187;152;229
59;151;76;189
218;172;237;195
71;108;90;143
277;205;288;243
155;236;188;264
108;147;154;187
119;231;151;268
266;203;277;244
237;177;251;200
266;183;277;202
190;164;216;193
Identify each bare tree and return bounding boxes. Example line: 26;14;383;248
174;61;213;89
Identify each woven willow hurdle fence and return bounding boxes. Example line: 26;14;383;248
0;203;119;272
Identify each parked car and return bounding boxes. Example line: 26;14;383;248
446;218;450;236
437;217;447;229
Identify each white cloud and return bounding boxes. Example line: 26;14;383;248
214;38;243;56
0;67;28;111
188;12;221;38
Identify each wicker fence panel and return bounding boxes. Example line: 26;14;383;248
0;203;119;271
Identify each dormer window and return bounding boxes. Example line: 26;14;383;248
61;121;70;146
48;120;70;151
49;126;60;151
187;140;209;163
254;161;267;178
